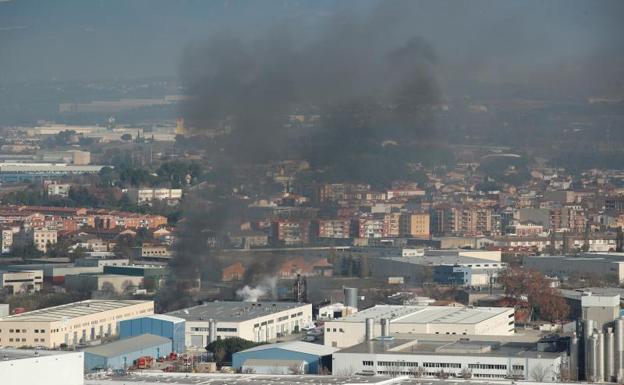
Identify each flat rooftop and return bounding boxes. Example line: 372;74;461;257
0;299;152;323
83;334;170;358
374;255;502;266
334;305;513;324
84;373;395;385
83;373;559;385
337;338;562;359
167;301;307;322
0;348;79;361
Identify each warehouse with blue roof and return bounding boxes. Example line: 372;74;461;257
232;341;338;374
119;314;185;352
83;334;172;372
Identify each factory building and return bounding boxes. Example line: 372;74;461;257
366;250;505;286
0;299;154;348
233;341;338;374
167;301;312;348
0;269;43;293
525;254;624;283
83;334;172;372
324;305;515;348
332;337;566;381
119;314;185;353
566;292;624;382
1;349;84;385
64;273;144;294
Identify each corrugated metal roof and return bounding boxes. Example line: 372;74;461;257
83;334;170;358
237;341;338;356
242;358;306;367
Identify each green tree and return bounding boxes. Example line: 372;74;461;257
205;337;265;364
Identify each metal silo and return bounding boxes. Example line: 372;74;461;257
585;319;595;379
606;327;615;382
570;332;579;381
588;334;598;383
597;330;605;382
365;318;375;341
343;287;358;309
208;319;217;343
616;317;624;382
381;318;390;337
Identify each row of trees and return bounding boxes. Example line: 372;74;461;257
498;267;570;323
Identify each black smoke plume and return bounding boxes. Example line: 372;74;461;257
180;1;440;163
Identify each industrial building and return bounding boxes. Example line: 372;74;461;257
233;341;338;374
119;314;185;353
167;301;312;347
83;334;172;372
0;269;43;293
0;299;154;348
365;249;505;286
332;337;566;381
1;348;84;385
0;162;104;183
324;305;515;348
6;262;103;284
525;253;624;283
64;273;144;294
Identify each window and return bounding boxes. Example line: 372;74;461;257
363;361;374;366
512;365;524;371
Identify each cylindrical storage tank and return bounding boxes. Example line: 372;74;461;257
381;318;390;337
585;319;595;379
606;328;615;382
570;332;579;381
365;318;374;341
588;334;598;383
597;330;605;382
343;287;358;309
208;319;217;343
616;318;624;382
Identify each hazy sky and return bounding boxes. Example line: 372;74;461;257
0;0;622;95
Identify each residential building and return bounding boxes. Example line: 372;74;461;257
45;182;71;198
30;228;57;252
1;228;13;253
126;188;183;205
399;212;430;238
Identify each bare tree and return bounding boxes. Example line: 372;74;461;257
460;367;472;379
409;366;426;378
288;363;304;375
529;364;549;382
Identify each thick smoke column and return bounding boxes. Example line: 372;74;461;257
236;277;278;302
180;1;440;162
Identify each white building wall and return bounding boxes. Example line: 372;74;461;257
324;308;515;348
2;351;84;385
185;304;312;347
332;351;563;382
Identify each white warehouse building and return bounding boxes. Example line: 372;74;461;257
332;338;566;382
1;348;84;385
167;301;312;348
324;305;515;348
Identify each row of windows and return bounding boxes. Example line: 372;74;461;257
378;361;419;367
217;327;237;332
365;361;521;372
374;370;516;379
327;328;345;333
468;364;507;370
423;362;461;369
